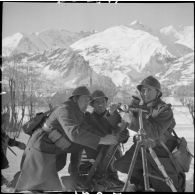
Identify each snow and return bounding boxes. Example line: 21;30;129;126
71;25;173;86
176;26;194;50
2;33;24;56
159;52;194;87
2;22;193;88
1;102;194;192
160;25;194;50
42;65;64;79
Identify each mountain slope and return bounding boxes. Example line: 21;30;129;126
158;52;194;87
2;22;194;94
71;25;175;86
2;29;93;56
160;25;194;50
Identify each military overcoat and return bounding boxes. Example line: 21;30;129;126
114;98;185;192
15;99;101;192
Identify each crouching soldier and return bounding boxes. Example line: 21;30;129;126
114;76;186;192
70;90;129;190
15;86;118;192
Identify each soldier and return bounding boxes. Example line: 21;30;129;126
15;86;117;192
70;90;129;189
114;76;185;192
1;112;26;186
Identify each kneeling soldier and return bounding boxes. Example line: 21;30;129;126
114;76;186;192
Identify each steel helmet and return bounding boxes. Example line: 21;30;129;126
137;76;162;97
69;86;90;99
90;90;108;104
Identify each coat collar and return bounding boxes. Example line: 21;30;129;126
93;110;108;118
145;98;162;109
65;99;83;113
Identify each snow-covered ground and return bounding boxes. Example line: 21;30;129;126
2;105;194;192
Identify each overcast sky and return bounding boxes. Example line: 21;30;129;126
2;2;194;38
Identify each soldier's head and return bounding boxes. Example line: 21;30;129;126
137;76;162;104
90;90;108;114
69;86;91;112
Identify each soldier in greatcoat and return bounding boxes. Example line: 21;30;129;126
15;86;117;192
114;76;185;192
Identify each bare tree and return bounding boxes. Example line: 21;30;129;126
174;84;194;125
2;54;39;137
181;97;194;124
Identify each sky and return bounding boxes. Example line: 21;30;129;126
2;2;194;38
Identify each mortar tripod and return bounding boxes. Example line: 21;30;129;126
122;106;177;192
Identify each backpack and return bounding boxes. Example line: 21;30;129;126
22;110;52;136
172;136;193;173
162;130;193;173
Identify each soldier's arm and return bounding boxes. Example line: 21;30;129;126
125;112;140;132
142;106;174;139
8;138;26;150
57;106;101;150
7;137;17;147
106;110;121;127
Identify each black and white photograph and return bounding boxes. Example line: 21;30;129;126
1;1;194;193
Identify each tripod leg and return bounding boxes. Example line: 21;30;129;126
122;141;141;192
141;145;150;191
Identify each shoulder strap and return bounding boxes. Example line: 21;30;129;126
172;130;179;139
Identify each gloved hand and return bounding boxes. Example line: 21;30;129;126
118;129;129;143
144;138;156;148
129;95;141;107
119;111;133;124
17;142;26;150
109;103;121;115
99;134;118;145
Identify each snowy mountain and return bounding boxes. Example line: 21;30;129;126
2;29;94;56
2;48;115;93
70;24;172;86
160;25;194;50
2;21;194;94
158;52;194;88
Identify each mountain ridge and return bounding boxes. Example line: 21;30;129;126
2;22;194;96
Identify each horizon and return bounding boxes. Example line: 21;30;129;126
2;2;194;38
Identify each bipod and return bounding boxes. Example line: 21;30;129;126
122;106;177;192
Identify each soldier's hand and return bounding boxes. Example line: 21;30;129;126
119;111;133;124
118;120;128;130
144;138;156;148
99;134;118;145
109;103;120;115
118;129;129;143
18;142;26;150
129;95;141;106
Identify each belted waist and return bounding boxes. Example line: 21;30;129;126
42;123;71;151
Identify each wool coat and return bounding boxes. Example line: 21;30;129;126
15;99;101;192
70;109;129;179
114;98;185;192
1;132;24;170
84;110;122;159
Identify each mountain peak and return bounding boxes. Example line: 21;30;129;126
130;20;143;26
128;20;152;34
2;32;24;56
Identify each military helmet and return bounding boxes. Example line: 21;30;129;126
137;76;162;97
90;90;108;104
69;86;90;99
